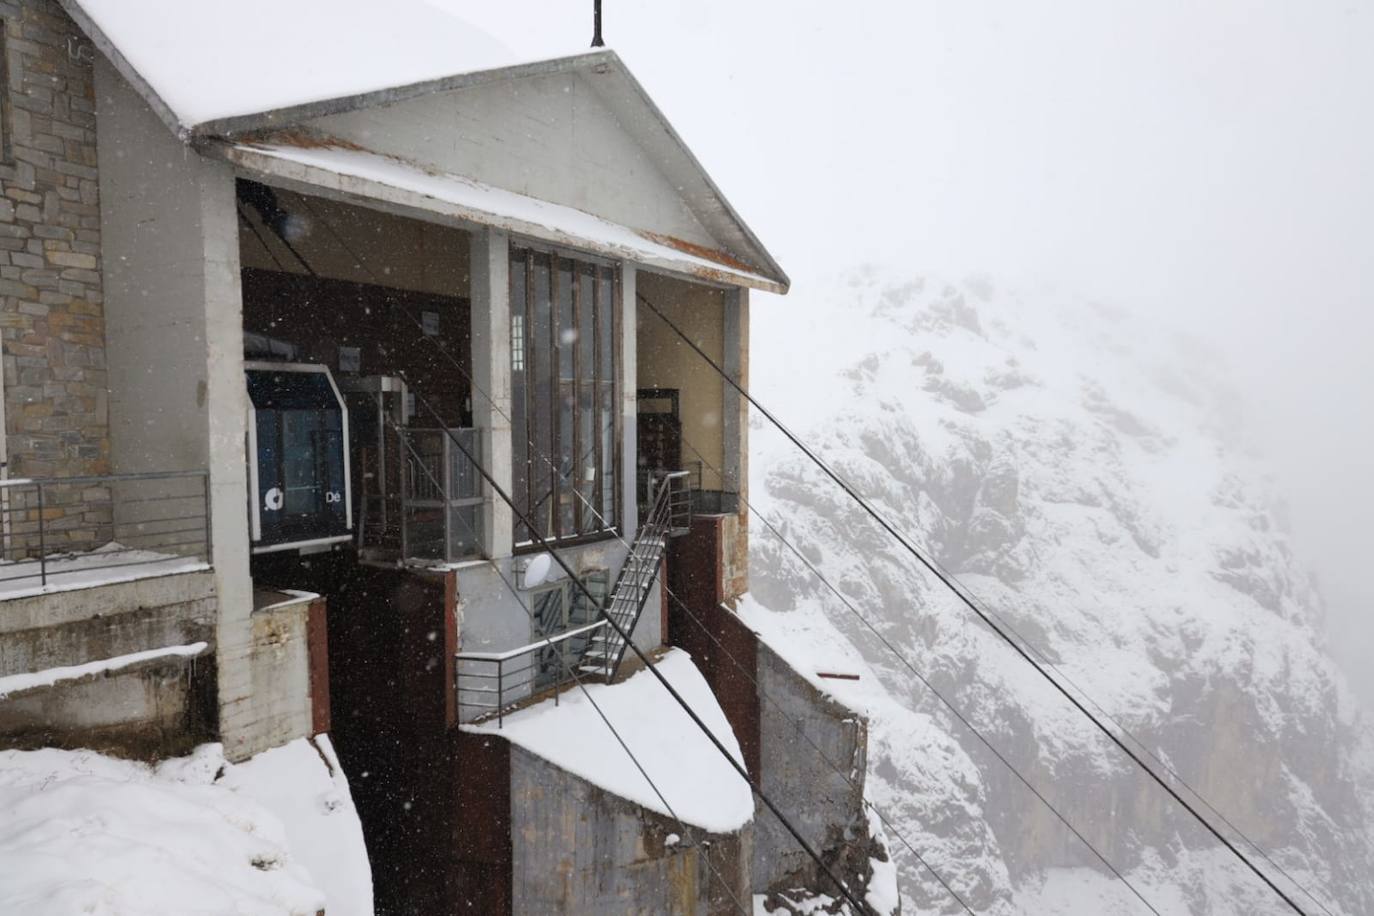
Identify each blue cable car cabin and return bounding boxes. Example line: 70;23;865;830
246;361;353;554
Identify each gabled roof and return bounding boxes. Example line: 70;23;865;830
58;0;789;291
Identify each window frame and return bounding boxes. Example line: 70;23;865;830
510;243;622;552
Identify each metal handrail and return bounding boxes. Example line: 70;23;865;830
0;469;212;592
456;618;609;727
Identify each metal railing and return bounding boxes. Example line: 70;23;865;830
455;618;609;726
0;470;211;593
398;427;483;563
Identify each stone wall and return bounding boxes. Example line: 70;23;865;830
0;0;107;484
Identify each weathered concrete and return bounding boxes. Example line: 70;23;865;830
0;569;214;676
508;741;753;916
753;639;874;901
0;645;215;757
237;593;315;755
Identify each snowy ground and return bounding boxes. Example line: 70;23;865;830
466;648;754;833
0;737;372;916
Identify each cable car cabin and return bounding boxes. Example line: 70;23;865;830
245;361;353;554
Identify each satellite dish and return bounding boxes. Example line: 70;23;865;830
525;553;553;587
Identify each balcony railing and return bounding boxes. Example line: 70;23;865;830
455;618;609;726
398;427;483;563
0;470;211;595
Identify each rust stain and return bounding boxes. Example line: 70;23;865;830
635;229;758;274
237;126;369;153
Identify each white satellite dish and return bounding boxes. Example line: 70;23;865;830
524;553;553;588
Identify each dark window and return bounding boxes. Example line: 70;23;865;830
510;247;619;546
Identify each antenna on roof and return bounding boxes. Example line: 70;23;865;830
591;0;604;47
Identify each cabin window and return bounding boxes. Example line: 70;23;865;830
510;247;619;546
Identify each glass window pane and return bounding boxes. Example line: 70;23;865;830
529;252;554;539
578;381;597;532
556;259;576;536
598;267;614;383
601;381;615;523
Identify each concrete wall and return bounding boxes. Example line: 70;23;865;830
239;184;470;298
0;568;214;675
94;57;301;761
0;569;217;756
509;742;752;916
308;70;716;251
753;640;872;898
238;594;316;754
0;0;108;484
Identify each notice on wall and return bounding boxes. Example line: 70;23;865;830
338;346;361;374
422;311;440;336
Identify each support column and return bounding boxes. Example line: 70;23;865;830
96;57;259;758
469;228;513;558
620;264;638;542
722;287;749;500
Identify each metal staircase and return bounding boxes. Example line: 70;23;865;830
578;470;692;682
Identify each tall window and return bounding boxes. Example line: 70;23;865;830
510;247;618;545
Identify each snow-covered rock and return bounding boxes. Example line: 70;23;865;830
748;268;1374;914
0;736;372;916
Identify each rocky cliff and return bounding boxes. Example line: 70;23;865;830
744;269;1374;914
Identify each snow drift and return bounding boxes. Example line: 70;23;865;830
0;736;372;916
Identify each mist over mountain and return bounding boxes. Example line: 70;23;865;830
745;269;1374;914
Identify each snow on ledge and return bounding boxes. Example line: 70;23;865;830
0;542;208;602
0;738;372;916
0;641;208;700
466;649;754;834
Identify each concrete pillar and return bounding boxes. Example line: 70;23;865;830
620;264;638;542
95;57;258;759
722;286;749;501
469;228;513;558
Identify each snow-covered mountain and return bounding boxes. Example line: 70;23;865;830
745;269;1374;915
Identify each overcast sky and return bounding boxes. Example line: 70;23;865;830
464;0;1374;712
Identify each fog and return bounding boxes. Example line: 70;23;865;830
467;1;1374;714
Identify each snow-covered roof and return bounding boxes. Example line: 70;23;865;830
60;0;789;291
466;650;755;834
219;140;786;293
60;0;529;132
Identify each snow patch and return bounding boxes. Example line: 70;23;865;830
467;649;753;833
72;0;534;127
0;739;372;916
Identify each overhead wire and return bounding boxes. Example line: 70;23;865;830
637;291;1312;916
